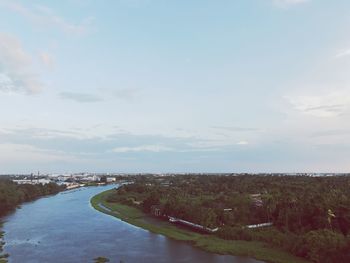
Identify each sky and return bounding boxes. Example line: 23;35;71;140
0;0;350;173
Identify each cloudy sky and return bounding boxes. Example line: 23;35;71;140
0;0;350;173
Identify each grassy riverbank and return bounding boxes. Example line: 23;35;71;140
90;189;309;263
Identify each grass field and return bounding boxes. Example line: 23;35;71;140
91;189;310;263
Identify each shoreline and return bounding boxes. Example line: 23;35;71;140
0;184;115;263
0;222;8;263
0;184;74;263
90;189;310;263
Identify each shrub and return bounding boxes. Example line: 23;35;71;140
294;229;348;262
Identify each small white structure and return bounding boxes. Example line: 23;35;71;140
106;177;116;183
246;222;273;229
168;216;219;233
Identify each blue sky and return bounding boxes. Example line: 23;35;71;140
0;0;350;173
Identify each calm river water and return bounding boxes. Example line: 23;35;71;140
2;185;263;263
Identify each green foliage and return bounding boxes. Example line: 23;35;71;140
142;191;160;212
0;179;64;216
294;229;349;262
93;256;109;263
0;179;64;263
104;174;350;262
250;228;298;251
91;189;310;263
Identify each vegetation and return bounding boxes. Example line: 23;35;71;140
93;256;110;263
0;178;64;262
91;188;309;263
96;174;350;263
0;222;7;263
0;178;65;217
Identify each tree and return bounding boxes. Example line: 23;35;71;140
142;191;160;212
296;229;347;263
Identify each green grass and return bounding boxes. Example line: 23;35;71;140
91;189;310;263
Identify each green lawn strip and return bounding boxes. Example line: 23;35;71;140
91;190;310;263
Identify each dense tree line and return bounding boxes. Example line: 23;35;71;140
0;179;64;217
108;175;350;262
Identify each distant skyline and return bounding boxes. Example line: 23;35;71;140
1;0;350;173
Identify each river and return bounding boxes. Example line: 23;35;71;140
2;185;263;263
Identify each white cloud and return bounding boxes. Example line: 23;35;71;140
212;126;259;132
0;143;76;164
0;33;42;94
112;145;173;153
335;49;350;59
113;88;140;101
273;0;309;7
59;92;103;103
286;92;350;117
187;139;251;150
0;1;93;35
0;74;15;92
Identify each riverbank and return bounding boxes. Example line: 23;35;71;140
90;189;309;263
0;222;8;263
0;184;114;263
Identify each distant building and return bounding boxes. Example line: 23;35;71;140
80;175;100;182
12;179;52;185
106;177;116;183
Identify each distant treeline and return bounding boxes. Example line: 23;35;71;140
0;179;65;217
108;174;350;263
